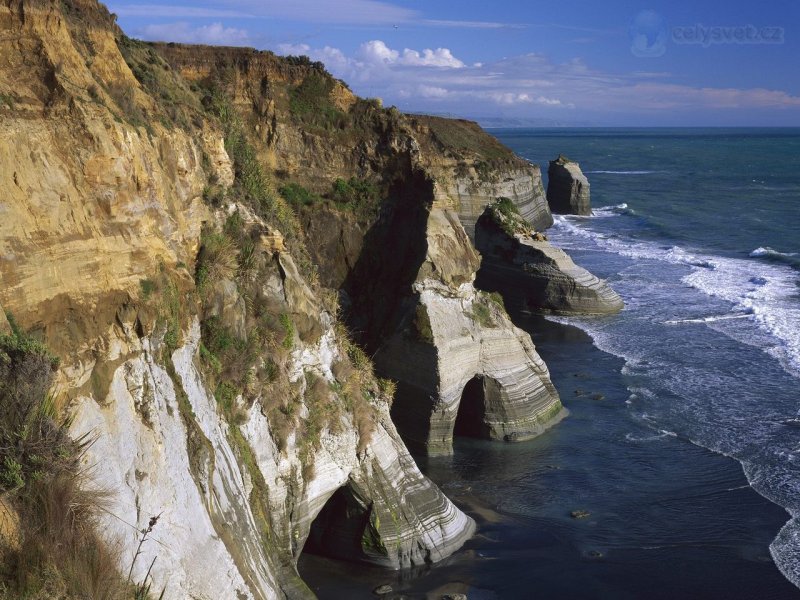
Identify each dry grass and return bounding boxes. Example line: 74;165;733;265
0;319;139;599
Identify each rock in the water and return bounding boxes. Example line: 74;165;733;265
571;510;591;519
374;584;393;595
546;154;591;215
475;207;623;315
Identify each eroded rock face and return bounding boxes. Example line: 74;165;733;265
439;167;553;238
546;154;591;215
0;3;475;596
475;211;624;315
69;312;475;598
369;203;564;456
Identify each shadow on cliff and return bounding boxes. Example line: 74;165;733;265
341;169;433;353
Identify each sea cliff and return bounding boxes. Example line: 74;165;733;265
0;1;614;597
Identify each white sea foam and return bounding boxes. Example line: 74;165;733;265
589;203;629;218
551;215;800;378
664;312;753;325
751;246;798;259
547;210;800;590
624;430;677;443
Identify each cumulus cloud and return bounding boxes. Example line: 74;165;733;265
272;39;800;119
354;41;465;68
139;21;249;45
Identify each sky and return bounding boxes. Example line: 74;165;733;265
108;0;800;126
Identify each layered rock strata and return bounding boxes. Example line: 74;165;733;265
360;200;565;456
0;2;475;597
475;210;624;315
546;154;591;215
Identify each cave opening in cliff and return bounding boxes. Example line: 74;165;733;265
453;376;491;439
302;485;371;562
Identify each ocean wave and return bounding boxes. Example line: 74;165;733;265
624;429;677;443
551;215;800;378
590;203;629;218
750;246;800;269
664;311;753;325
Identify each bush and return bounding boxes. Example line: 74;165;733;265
279;182;321;209
195;231;238;291
329;177;380;217
288;71;346;129
488;197;531;237
0;319;134;597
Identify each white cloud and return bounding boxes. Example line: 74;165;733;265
399;48;464;68
139;21;249;45
417;85;450;98
269;38;800;120
357;40;399;65
354;41;465;69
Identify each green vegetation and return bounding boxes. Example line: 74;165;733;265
117;35;202;130
470;301;494;328
330;177;381;217
413;304;434;343
194;230;238;292
0;317;143;598
0;92;15;109
485;291;506;312
200;87;322;283
279;182;321;209
139;279;157;300
487;197;532;237
469;293;499;328
288;70;347;130
416;115;515;166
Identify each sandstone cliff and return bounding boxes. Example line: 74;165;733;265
153;46;565;458
546;154;591;215
0;1;476;597
0;0;589;596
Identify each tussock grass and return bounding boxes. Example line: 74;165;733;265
0;317;139;599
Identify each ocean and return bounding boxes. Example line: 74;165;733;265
299;128;800;598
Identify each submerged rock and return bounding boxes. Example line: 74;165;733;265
475;205;623;315
547;154;591;215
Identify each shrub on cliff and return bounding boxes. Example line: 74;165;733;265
487;197;532;237
0;318;134;598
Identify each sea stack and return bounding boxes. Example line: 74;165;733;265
475;200;624;315
547;154;591;215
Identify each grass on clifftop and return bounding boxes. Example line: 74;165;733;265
487;197;533;237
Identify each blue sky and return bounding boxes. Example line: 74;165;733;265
109;0;800;125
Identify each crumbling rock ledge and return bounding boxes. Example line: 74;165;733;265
475;209;623;315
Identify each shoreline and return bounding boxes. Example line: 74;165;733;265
299;315;799;599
